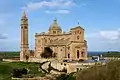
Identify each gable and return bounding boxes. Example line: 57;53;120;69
70;26;84;31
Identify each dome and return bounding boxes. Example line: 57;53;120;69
49;19;62;31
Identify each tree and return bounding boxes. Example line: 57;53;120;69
56;74;69;80
56;73;76;80
11;68;22;78
11;68;28;78
21;68;28;75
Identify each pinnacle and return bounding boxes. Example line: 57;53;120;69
78;20;80;25
53;17;57;23
22;10;27;18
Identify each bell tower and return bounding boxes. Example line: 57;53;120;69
20;10;29;61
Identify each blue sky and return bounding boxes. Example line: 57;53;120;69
0;0;120;51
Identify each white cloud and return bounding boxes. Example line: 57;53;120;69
86;29;120;51
100;30;120;40
86;29;120;42
24;0;76;11
0;34;8;39
45;9;70;14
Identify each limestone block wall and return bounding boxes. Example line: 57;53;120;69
69;42;87;60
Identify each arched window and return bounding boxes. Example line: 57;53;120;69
77;36;79;40
77;68;79;72
24;26;27;29
45;39;47;43
77;50;79;58
68;47;70;50
81;52;84;57
53;31;56;34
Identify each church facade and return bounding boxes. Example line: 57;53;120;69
35;19;88;60
20;11;88;61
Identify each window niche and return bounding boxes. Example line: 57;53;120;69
45;39;47;43
53;31;56;34
77;36;79;40
77;68;79;72
24;26;27;29
80;32;81;34
68;47;70;50
81;52;84;57
50;40;53;43
39;39;41;42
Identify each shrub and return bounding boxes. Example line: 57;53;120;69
56;73;76;80
11;68;22;78
11;68;28;78
21;68;28;75
76;60;120;80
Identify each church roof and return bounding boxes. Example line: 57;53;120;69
70;26;84;30
48;38;70;46
75;43;87;48
49;19;62;31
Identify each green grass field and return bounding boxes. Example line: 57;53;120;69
0;52;20;61
0;52;19;57
0;61;42;80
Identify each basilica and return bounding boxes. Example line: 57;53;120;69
20;11;88;61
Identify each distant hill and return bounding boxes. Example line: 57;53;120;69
0;51;119;57
88;51;120;57
0;52;20;60
102;51;120;57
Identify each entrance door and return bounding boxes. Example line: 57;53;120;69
77;50;79;58
68;54;70;58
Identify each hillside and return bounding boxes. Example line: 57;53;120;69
76;60;120;80
102;51;120;57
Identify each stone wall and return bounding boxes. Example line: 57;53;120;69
2;59;20;62
12;77;50;80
